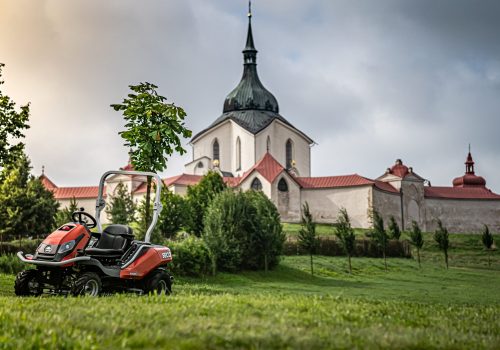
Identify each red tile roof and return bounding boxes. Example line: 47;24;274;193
40;175;57;190
373;180;400;193
240;153;285;184
53;186;102;199
296;174;371;189
424;186;500;200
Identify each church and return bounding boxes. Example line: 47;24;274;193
41;9;500;234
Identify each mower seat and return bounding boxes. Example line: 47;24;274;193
85;225;134;257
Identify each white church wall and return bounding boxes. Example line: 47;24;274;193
424;198;500;233
239;172;272;197
256;120;311;177
191;121;232;173
185;156;211;176
231;122;255;177
372;189;402;228
57;198;108;224
301;186;372;228
271;174;301;222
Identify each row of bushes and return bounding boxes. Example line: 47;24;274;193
0;239;42;255
0;254;29;274
284;237;412;258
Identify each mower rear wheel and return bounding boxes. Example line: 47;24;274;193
72;272;102;297
145;269;172;295
15;269;42;296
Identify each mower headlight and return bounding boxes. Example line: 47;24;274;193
58;240;76;254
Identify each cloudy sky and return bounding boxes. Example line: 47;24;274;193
1;0;499;191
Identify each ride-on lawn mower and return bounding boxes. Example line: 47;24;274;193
16;170;173;296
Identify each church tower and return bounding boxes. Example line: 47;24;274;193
185;3;313;177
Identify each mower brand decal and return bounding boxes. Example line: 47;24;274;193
44;245;52;253
161;251;171;259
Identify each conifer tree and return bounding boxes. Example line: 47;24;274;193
481;225;494;268
409;220;424;268
55;196;79;227
106;182;136;225
298;202;318;275
388;216;401;240
335;208;356;274
370;210;389;271
158;188;186;239
434;219;450;269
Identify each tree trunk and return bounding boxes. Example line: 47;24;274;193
145;176;152;233
264;254;268;273
488;250;491;268
444;250;449;270
383;249;387;271
348;254;352;274
310;254;314;276
0;232;3;255
417;248;421;269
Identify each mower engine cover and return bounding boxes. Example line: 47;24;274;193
34;223;90;263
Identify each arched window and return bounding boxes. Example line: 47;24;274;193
266;136;271;152
285;139;293;169
251;178;263;191
236;137;241;170
197;161;204;168
278;178;288;192
213;139;220;161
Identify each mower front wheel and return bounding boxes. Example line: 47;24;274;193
15;269;42;296
145;269;172;295
72;272;102;297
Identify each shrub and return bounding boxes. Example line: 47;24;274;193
0;254;29;274
409;221;424;268
298;202;318;275
434;219;450;269
158;188;186;239
203;189;284;272
388;216;401;240
0;239;42;255
168;236;215;277
368;210;389;270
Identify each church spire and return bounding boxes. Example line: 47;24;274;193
243;0;257;65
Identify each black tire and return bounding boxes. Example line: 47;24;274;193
144;269;172;295
72;272;102;297
14;269;42;296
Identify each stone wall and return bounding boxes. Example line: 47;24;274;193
372;188;402;228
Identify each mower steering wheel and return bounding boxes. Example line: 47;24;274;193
72;211;97;229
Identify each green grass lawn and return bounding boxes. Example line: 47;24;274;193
0;247;499;349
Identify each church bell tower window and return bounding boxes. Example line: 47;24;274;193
213;139;220;162
286;139;293;169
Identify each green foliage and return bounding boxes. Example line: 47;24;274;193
0;152;58;240
369;210;389;271
298;202;318;275
186;171;226;235
55;197;79;227
158;188;186;239
106;182;136;225
0;254;27;274
409;220;424;268
244;190;285;272
434;219;450;269
132;197;161;243
203;189;284;272
0;63;30;168
481;224;494;268
334;208;356;273
168;236;215;277
387;216;401;240
111;82;191;231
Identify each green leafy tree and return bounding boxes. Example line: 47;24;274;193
298;202;318;275
106;182;136;225
434;219;450;269
409;220;424;268
133;197;162;243
0;63;30;167
335;208;356;274
55;197;79;227
111;82;191;232
388;216;401;240
246;190;285;272
370;210;389;271
481;225;494;268
186;171;226;235
0;152;58;241
158;188;186;239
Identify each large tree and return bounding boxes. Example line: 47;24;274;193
298;202;318;275
185;171;226;235
111;82;191;231
0;151;58;240
335;208;356;274
0;63;30;168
